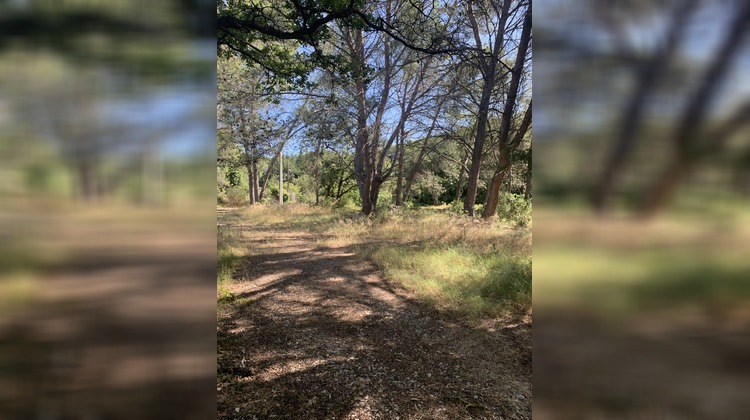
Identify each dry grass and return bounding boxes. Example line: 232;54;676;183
219;204;532;319
533;207;750;315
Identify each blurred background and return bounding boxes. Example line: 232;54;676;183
0;0;217;418
534;0;750;418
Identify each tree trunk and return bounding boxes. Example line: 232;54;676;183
639;0;750;217
77;159;97;203
507;167;513;193
524;162;532;200
258;141;285;201
395;133;405;206
370;177;383;214
482;104;532;219
454;151;469;203
640;159;692;218
253;159;260;203
348;29;373;214
402;104;443;201
462;0;512;217
463;79;496;216
252;141;260;203
315;137;321;205
483;171;506;219
241;135;254;206
593;0;698;214
336;175;344;200
247;161;256;205
482;146;511;219
279;149;283;205
482;8;532;219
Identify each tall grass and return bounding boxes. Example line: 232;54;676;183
357;209;531;318
217;225;244;287
221;204;532;319
362;246;531;317
533;208;750;316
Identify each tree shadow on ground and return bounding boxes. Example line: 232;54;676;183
533;310;750;419
217;235;531;419
0;229;217;420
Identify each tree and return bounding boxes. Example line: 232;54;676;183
217;0;461;86
217;0;534;217
481;2;531;219
591;0;697;214
218;53;306;205
462;0;528;217
539;0;750;217
638;0;750;216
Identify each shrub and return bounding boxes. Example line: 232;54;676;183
496;192;531;227
226;169;243;187
334;189;361;209
375;192;395;214
270;186;289;202
448;200;464;214
225;187;249;207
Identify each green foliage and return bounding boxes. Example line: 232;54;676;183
376;190;395;213
226;169;243;187
366;246;531;317
331;188;360;209
496;192;531;227
270;186;289;202
479;256;532;312
217;226;242;286
217;288;237;305
413;172;445;205
217;0;369;87
448;199;464;214
293;172;315;203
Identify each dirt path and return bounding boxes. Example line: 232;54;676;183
217;217;531;419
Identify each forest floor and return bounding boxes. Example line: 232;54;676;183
532;209;750;418
216;207;531;419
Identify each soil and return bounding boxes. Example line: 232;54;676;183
533;310;750;419
0;209;217;420
217;215;532;419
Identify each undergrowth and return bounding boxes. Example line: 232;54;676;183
217;225;247;309
221;203;532;319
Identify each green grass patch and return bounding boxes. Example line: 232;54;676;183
217;226;244;287
217;287;236;308
361;245;531;318
534;243;750;316
216;224;255;312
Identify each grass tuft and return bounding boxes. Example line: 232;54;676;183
217;226;245;288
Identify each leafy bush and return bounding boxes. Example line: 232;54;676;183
334;189;361;209
375;191;395;214
448;200;464;214
226;169;243;187
270;186;289;202
496;192;531;227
